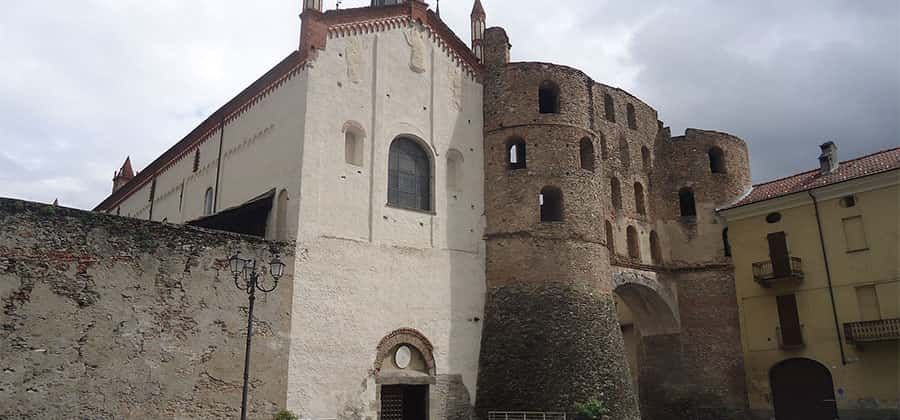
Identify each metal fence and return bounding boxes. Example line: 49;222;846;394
488;412;566;420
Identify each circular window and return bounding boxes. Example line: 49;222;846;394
766;212;782;224
394;345;412;369
839;196;856;208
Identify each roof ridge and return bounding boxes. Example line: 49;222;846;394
750;146;900;188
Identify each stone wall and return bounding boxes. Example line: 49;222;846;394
0;198;294;419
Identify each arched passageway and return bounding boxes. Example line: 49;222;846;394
770;358;837;420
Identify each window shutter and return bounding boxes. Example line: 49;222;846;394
776;294;803;347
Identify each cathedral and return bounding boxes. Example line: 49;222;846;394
95;1;753;418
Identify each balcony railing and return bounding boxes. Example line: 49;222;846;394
488;413;566;420
844;318;900;345
752;257;803;287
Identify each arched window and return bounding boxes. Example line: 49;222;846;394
603;93;616;122
641;146;651;170
723;228;732;257
345;129;364;166
579;138;595;171
627;103;638;129
605;221;616;255
276;189;289;240
507;138;527;170
650;230;662;264
539;80;560;114
634;182;646;215
611;177;622;210
540;186;563;222
709;147;726;174
679;187;697;217
388;137;432;211
600;133;610;160
203;187;214;216
446;149;464;191
619;135;631;168
627;226;640;259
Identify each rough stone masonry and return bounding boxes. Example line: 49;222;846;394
0;198;294;419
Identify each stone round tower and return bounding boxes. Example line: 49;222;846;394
475;26;641;419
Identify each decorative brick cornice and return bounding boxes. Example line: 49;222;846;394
373;327;436;376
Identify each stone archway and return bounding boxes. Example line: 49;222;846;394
612;269;680;336
374;329;436;420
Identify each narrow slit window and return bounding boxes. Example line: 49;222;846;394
634;182;646;215
507;139;527;170
626;103;637;129
604;93;616;122
650;231;662;264
627;225;640;259
605;221;616;255
709;147;726;174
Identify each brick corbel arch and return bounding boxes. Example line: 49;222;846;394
374;328;436;376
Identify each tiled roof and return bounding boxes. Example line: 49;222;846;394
725;147;900;209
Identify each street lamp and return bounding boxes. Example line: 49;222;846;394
229;253;285;420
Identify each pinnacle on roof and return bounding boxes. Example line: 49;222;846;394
471;0;485;18
116;157;135;179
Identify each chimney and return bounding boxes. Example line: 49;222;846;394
113;157;135;193
818;141;839;175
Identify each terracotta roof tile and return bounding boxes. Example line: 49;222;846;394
725;147;900;209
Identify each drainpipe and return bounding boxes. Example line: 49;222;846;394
808;190;847;365
213;116;226;213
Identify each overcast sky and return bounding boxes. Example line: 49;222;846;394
1;0;897;209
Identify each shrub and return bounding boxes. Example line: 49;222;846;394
574;397;610;420
273;410;299;420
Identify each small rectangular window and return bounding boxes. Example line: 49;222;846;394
855;285;881;322
842;216;868;252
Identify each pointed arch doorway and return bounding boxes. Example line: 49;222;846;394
770;358;837;420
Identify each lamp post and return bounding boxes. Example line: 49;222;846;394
229;253;286;420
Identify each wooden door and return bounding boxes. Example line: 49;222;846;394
776;294;803;347
771;358;837;420
768;232;791;278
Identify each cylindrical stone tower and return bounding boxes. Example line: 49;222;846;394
475;27;641;419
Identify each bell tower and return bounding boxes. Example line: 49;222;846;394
471;0;486;61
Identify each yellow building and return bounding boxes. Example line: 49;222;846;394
719;143;899;420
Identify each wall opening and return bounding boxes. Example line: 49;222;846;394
708;147;726;174
641;146;651;170
723;228;732;257
626;103;638;129
678;187;696;218
606;220;616;255
603;93;616;122
538;80;560;114
579;137;595;172
626;225;640;259
345;130;364;166
507;138;527;170
600;133;610;160
388;137;432;212
611;177;622;211
649;230;662;264
203;187;215;216
446;149;464;191
619;135;631;168
275;189;289;241
634;182;646;215
540;186;563;222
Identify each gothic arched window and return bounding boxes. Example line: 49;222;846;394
388;137;432;212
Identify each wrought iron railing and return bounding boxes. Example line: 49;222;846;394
488;412;566;420
844;318;900;344
752;256;803;286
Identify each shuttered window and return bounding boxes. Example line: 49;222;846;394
776;294;803;348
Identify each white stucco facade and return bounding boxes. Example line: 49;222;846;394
97;6;486;418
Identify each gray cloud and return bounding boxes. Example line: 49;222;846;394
1;0;896;209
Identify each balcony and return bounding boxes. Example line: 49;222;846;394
752;257;803;287
844;318;900;345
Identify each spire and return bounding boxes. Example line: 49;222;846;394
471;0;486;62
112;157;135;193
436;0;440;17
471;0;485;18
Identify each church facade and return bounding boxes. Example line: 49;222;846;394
95;1;753;419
